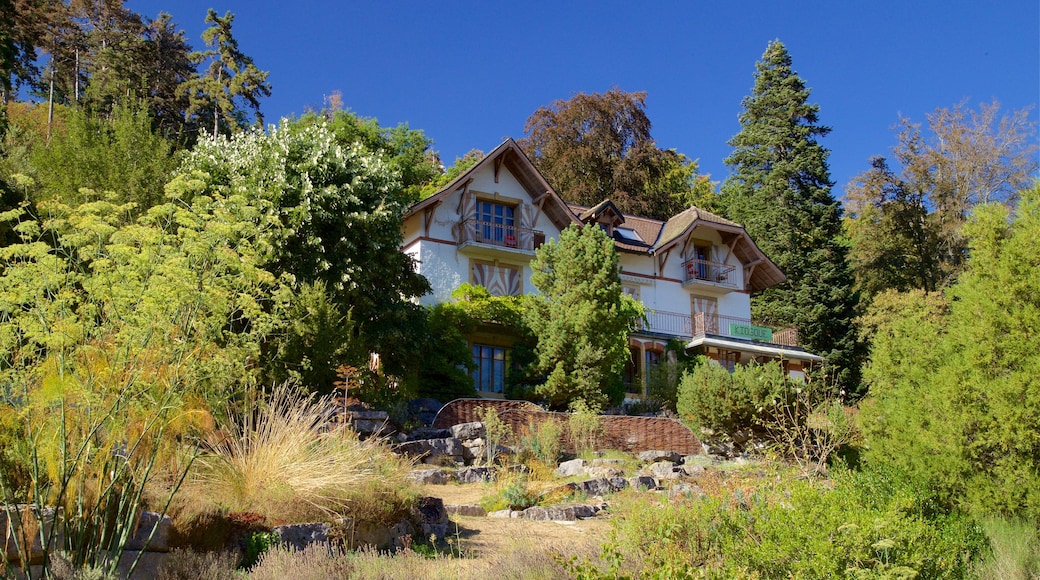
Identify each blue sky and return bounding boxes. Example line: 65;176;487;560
130;1;1039;201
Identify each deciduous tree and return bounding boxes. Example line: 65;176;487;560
847;100;1038;292
844;156;940;301
520;88;713;220
524;224;642;410
174;118;430;382
720;40;861;395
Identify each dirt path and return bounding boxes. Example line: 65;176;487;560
417;482;614;575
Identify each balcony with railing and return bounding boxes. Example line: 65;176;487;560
681;258;738;291
458;218;545;256
635;310;800;348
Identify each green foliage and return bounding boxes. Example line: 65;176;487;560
479;406;510;467
175;118;431;378
676;359;789;433
845;156;941;302
180;9;271;136
316;109;441;200
525;224;642;409
242;531;280;570
418;149;484;199
520;88;713;221
418;284;531;401
268;282;360;395
584;466;986;579
27;103;177;212
720;40;862;396
860;185;1040;521
519;418;563;467
567;400;604;457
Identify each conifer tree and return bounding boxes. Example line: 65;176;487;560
721;40;862;395
525;224;642;410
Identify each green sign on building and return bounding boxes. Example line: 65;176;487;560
730;323;773;342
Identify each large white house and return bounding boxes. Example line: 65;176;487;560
402;139;822;398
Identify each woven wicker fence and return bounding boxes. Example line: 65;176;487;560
431;398;701;456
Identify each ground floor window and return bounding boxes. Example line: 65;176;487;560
472;344;507;393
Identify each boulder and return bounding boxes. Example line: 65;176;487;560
487;509;517;519
638;450;682;464
649;461;682;480
450;421;486;441
590;458;626;468
628;475;658;491
397;437;465;465
273;522;331;552
405;427;453;442
413;497;449;540
586;466;624;479
555;458;587;478
519;504;600;521
445;504;487;518
455;466;495;484
681;463;706;476
407;468;454;485
576;477;627;497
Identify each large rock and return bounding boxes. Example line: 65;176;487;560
445;504;487;518
407;468;454;485
450;421;486;441
638;450;682;464
586;466;624;479
414;497;450;540
555;458;587;478
455;466;495;484
649;461;682;480
397;437;465;465
577;477;627;496
519;505;601;521
628;475;658;491
405;427;453;442
274;522;331;552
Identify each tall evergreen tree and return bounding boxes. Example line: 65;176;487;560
720;40;862;395
179;9;270;137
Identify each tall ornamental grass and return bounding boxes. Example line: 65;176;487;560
186;384;416;523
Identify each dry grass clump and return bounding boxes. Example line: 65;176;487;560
181;384;416;523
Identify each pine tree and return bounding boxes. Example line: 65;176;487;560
721;40;862;395
524;224;642;410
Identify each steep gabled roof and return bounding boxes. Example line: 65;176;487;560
578;199;625;227
654;206;786;291
406;139;580;231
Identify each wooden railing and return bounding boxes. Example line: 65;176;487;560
692;313;799;347
636;310;799;347
459;219;543;251
681;258;738;289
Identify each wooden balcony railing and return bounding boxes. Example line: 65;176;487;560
635;310;800;347
459;219;543;251
681;258;738;289
692;313;799;347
